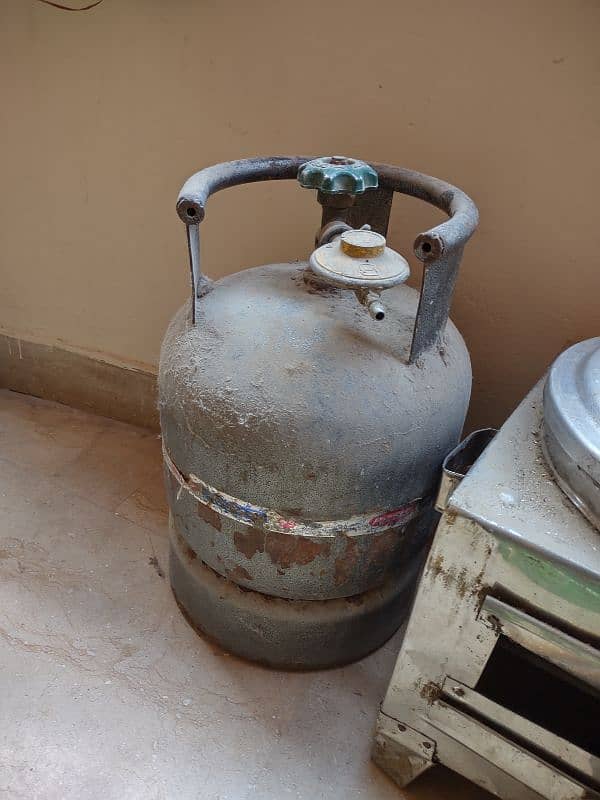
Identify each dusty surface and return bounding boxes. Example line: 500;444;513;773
0;389;489;800
451;381;600;580
159;269;470;522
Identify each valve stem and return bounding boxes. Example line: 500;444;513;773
355;289;385;321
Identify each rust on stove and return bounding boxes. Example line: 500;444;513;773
455;566;470;599
429;552;445;580
334;536;360;586
419;680;442;705
265;533;331;570
445;511;457;526
234;527;265;559
428;547;491;605
197;500;222;531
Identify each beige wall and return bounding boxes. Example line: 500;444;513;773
1;0;599;429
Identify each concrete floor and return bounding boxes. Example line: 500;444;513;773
0;389;491;800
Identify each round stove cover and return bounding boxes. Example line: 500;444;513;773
543;337;600;529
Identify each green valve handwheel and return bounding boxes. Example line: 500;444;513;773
297;156;379;194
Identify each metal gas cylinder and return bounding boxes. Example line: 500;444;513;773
159;156;478;669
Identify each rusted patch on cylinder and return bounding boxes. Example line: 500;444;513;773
264;533;331;570
299;271;340;296
334;536;360;586
369;528;401;560
197;500;222;531
234;527;265;559
234;527;331;570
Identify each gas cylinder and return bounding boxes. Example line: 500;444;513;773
159;156;478;669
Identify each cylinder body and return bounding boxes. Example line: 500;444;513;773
159;262;471;668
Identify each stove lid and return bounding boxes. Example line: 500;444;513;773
542;337;600;529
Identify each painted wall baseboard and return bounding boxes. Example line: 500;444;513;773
0;334;159;431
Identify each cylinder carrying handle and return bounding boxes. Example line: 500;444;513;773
177;156;478;361
177;157;309;323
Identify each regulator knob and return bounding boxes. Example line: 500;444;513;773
298;156;378;195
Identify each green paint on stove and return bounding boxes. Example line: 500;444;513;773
498;541;600;612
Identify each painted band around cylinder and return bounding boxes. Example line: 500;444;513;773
163;446;433;601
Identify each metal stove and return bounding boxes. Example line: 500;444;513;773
373;338;600;799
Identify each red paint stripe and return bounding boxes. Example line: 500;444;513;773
369;502;418;528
